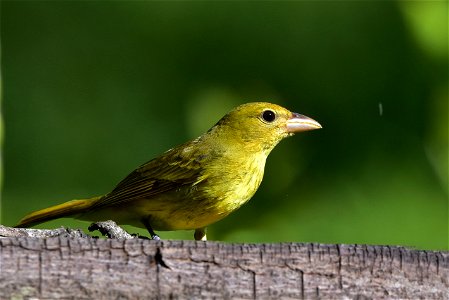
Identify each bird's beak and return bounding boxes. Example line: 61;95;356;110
286;112;322;133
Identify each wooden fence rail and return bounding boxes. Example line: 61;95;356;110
0;225;448;299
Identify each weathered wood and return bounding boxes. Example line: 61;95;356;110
0;225;89;239
0;235;447;299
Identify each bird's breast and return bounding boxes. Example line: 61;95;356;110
203;152;267;215
119;152;268;231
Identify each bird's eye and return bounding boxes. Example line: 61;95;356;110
261;110;276;123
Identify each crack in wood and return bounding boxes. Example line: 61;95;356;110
336;244;343;289
155;247;170;269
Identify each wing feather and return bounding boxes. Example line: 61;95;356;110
91;143;209;209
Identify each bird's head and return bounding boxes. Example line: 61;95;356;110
210;102;322;155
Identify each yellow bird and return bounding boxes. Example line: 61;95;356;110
16;102;321;240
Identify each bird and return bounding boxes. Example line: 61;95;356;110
16;102;321;240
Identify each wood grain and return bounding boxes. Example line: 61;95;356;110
0;237;448;299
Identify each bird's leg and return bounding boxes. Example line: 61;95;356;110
194;227;207;241
141;217;160;240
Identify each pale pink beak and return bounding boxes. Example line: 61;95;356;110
286;112;322;133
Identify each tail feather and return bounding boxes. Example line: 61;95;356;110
15;196;102;228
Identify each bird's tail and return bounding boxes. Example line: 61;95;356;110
15;196;102;228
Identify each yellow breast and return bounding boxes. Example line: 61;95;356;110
142;152;267;231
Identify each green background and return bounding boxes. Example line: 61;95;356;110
1;1;447;250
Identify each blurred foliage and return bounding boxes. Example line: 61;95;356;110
0;37;3;202
1;1;447;249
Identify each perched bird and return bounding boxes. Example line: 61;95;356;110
16;102;321;240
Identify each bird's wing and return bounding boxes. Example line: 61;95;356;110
91;144;208;209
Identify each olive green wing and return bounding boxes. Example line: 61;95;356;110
91;146;209;209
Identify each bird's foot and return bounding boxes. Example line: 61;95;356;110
194;228;207;241
151;234;161;241
141;217;162;241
